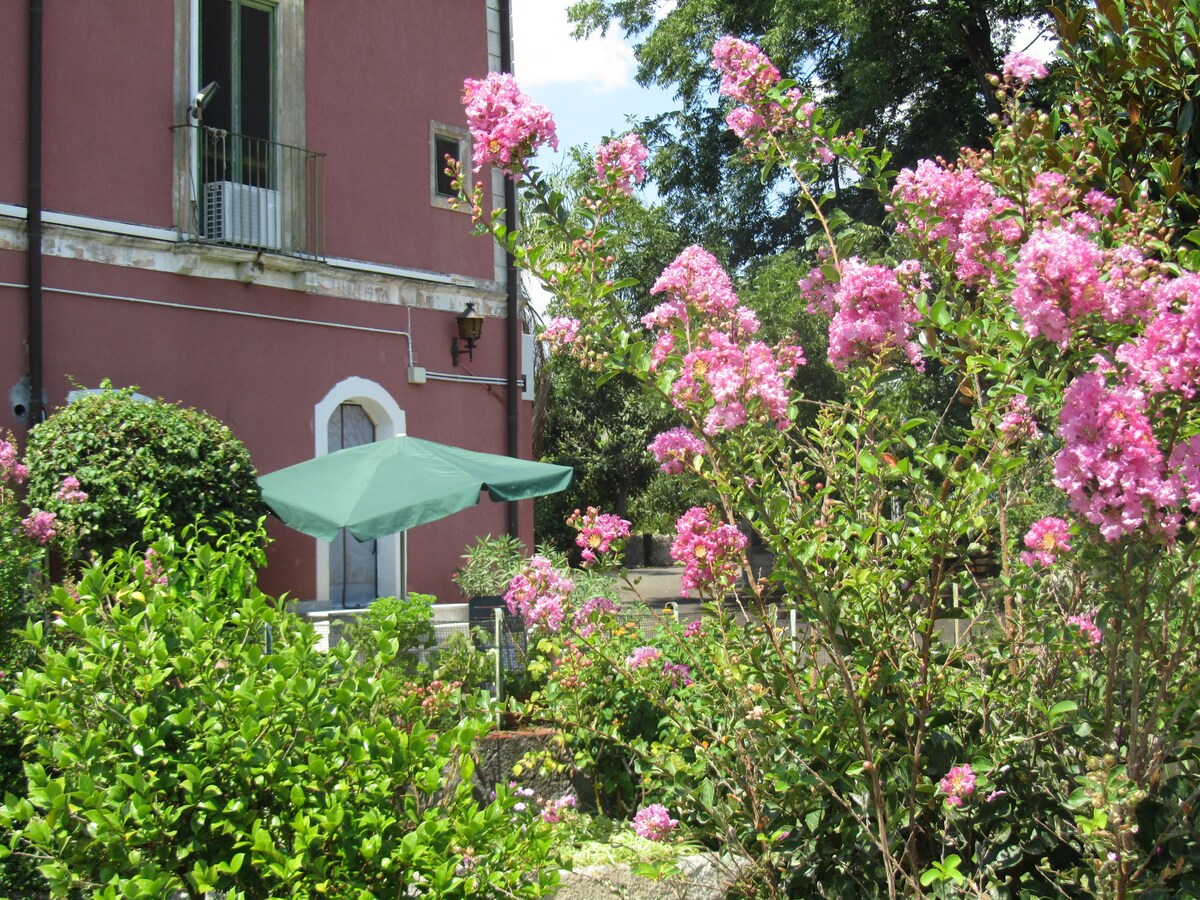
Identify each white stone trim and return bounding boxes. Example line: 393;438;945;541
0;210;506;314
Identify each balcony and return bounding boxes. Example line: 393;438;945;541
173;124;326;260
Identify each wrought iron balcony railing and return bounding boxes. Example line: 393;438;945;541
173;123;326;260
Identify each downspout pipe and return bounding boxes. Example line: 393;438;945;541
26;0;44;428
500;0;521;539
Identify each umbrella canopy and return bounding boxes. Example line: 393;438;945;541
258;436;573;541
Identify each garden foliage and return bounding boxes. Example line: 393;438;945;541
24;384;266;562
456;1;1200;896
0;523;558;899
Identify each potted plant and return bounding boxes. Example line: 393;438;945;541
453;533;525;608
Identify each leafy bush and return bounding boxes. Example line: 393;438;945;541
24;384;266;562
344;592;436;675
453;534;525;598
0;522;558;899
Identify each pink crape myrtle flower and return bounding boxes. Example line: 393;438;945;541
1066;610;1103;646
939;764;976;808
142;548;169;586
671;506;747;595
826;258;924;371
573;596;620;638
21;510;57;545
649;427;706;475
1169;435;1200;515
594;132;648;194
626;645;662;669
891;160;1019;285
644;245;755;334
0;440;29;484
1011;227;1107;347
998;394;1039;440
541;794;577;824
663;660;693;688
505;555;574;632
632;804;679;842
541;316;580;351
671;333;804;434
1117;273;1200;399
54;475;88;504
1019;516;1072;568
711;36;780;104
463;72;558;173
1002;51;1048;85
1054;373;1180;541
569;506;632;565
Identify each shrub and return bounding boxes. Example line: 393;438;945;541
0;522;558;899
24;384;266;562
453;534;525;598
344;592;436;675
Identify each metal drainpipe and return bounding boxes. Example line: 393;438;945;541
500;0;521;539
26;0;44;428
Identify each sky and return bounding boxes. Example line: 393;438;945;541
509;1;679;173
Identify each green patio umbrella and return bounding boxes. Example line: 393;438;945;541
258;436;573;541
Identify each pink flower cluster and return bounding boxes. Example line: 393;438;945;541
21;510;57;545
939;764;976;808
142;547;168;586
672;333;805;433
711;37;836;159
54;475;88;504
822;258;924;371
626;645;662;669
1054;373;1180;541
1002;51;1049;86
1169;435;1200;516
568;506;632;565
891;160;1019;285
541;794;577;824
663;660;693;688
998;394;1039;440
671;507;747;595
505;556;574;632
643;246;803;433
648;427;706;475
1066;610;1103;646
594;132;648;195
711;36;779;104
462;72;558;173
1012;228;1153;348
644;245;755;338
1117;273;1200;399
573;596;620;638
0;440;29;484
1019;516;1072;568
632;803;679;842
541;316;580;351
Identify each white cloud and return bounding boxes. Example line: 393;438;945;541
511;0;637;92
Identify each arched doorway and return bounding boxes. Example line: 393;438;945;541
313;377;406;606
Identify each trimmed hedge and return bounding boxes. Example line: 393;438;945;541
24;384;265;560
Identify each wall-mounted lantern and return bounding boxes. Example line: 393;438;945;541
450;302;484;366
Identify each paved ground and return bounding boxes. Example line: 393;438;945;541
610;566;707;627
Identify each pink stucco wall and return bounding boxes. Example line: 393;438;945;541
304;0;495;279
1;2;536;605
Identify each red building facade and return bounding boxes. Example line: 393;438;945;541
1;1;534;607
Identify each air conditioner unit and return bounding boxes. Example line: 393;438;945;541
203;180;281;249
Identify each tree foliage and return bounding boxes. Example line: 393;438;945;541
568;0;1052;263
